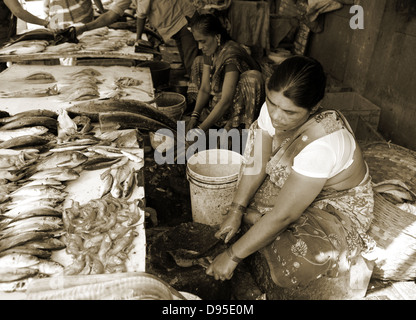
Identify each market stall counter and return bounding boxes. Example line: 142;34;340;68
0;63;163;299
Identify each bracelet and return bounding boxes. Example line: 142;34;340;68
229;202;246;213
191;111;200;119
226;246;243;263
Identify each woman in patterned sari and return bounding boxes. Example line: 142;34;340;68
186;14;265;137
206;55;375;289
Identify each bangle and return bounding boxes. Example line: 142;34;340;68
191;111;200;118
229;202;246;213
226;246;243;263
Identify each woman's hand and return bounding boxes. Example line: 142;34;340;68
185;117;198;133
206;250;238;281
215;206;244;243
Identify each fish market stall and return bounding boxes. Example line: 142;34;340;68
0;61;181;299
0;64;155;113
0;27;153;65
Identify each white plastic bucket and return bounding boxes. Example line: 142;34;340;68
186;149;243;226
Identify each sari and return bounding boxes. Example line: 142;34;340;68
188;40;265;130
240;109;376;288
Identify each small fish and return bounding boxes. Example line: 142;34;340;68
0;253;40;269
27;168;79;181
3;200;63;217
0;126;49;142
122;168;136;198
0;231;62;252
11;185;65;198
0;217;63;239
99;172;113;198
30;259;64;275
6;207;62;223
23;238;65;250
35;151;87;171
0;247;52;259
0;267;39;283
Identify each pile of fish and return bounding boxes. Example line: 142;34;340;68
0;107;147;292
61;68;102;101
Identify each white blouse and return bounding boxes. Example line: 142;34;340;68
257;103;356;179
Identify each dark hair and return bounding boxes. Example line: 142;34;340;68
188;13;231;44
267;55;327;111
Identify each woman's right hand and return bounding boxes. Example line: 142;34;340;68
186;117;198;133
215;207;244;244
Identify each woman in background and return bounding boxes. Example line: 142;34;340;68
186;13;264;138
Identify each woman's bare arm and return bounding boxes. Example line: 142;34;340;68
232;171;327;258
5;0;48;26
198;69;239;131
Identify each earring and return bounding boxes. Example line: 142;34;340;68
216;36;221;46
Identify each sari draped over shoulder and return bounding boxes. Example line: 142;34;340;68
240;110;375;288
188;40;264;130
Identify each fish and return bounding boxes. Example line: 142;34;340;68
27;167;79;181
0;126;49;142
22;238;65;251
25;72;56;84
2;200;63;217
20;178;64;188
66;99;177;130
0;247;52;259
99;172;113;198
30;259;64;275
1;207;61;226
10;185;67;200
0;217;63;239
0;110;57;124
0;116;58;132
122;168;136;198
35;151;87;171
0;267;39;283
8;28;55;45
82;156;121;171
0;253;40;269
99;111;177;133
0;135;50;149
0;231;64;253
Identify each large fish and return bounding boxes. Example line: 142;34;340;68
0;116;58;132
66;99;177;130
0;109;57;124
99;111;178;133
10;184;67;199
8;28;55;45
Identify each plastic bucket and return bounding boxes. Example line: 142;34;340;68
186;149;243;226
155;92;186;121
138;61;171;88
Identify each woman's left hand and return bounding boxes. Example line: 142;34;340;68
206;251;238;281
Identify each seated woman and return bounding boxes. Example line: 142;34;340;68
206;55;376;290
186;13;265;138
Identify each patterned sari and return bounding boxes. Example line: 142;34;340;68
240;110;376;288
188;40;265;130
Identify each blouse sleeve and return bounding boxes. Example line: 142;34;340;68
292;141;337;178
257;102;275;137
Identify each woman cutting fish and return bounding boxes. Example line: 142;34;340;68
185;14;265;138
205;55;376;296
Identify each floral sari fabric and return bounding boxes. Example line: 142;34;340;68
240;110;375;288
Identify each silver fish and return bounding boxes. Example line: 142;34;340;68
27;168;79;181
0;253;40;269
